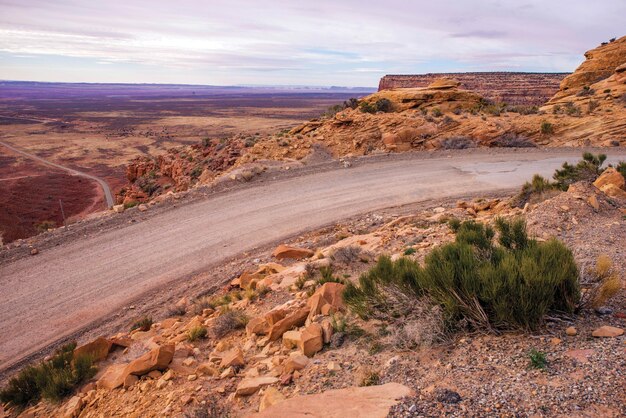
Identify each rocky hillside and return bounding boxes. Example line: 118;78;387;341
379;72;567;106
116;36;625;207
3;162;625;417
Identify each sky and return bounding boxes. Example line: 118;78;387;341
0;0;624;87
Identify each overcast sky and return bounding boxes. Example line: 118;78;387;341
0;0;623;86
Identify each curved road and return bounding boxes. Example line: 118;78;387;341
1;149;625;372
0;140;114;208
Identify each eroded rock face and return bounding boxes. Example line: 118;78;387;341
252;382;414;417
379;72;567;106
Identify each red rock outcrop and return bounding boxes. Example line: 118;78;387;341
379;72;567;106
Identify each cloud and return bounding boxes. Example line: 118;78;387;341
0;0;624;85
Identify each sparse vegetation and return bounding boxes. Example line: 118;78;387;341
528;349;548;370
576;86;595;97
403;247;416;255
540;121;553;135
344;219;579;331
440;136;475;149
188;326;208;342
358;368;381;386
0;343;96;407
212;310;248;338
34;220;56;233
553;152;606;191
580;255;622;309
512;174;557;207
130;316;153;332
331;246;362;265
491;133;536;148
431;107;443;117
616;161;626;179
359;99;392;114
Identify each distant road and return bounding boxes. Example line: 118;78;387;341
1;149;625;373
0;140;114;208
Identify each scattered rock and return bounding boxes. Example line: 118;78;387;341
220;347;245;368
126;344;176;376
259;387;286;412
566;326;577;336
235;376;279;396
298;323;324;357
436;389;463;404
271;244;314;260
592;326;624;338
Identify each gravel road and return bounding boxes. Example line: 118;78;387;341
1;148;625;373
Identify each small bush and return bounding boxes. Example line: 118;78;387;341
403;247;416;256
295;275;307;290
540;121;553;135
565;102;581;117
440;136;475;149
360;99;392;114
212;310;248;339
512;174;557;207
358;368;381;386
188;326;208;342
553;152;606;190
318;266;346;285
34;220;56;233
331;246;362;265
344;219;579;331
528;349;547;370
330;313;348;333
167;305;187;317
431;108;443;117
616;161;626;179
580;255;622;309
491;133;536;148
130;316;153;332
0;343;96;407
587;100;599;113
576;86;594;97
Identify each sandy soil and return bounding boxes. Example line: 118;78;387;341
1;148;625;379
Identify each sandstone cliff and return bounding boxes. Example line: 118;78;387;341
379;72;567;106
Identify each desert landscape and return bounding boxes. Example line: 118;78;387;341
0;2;625;417
0;83;372;242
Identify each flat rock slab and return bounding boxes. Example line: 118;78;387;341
250;382;413;418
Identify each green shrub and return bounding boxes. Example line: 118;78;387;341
553;152;606;190
403;247;416;256
431;107;443;117
512;174;556;207
0;343;96;407
359;98;393;114
344;219;579;331
212;310;248;338
615;161;626;179
318;266;346;285
540;121;553;135
130;316;153;332
188;326;208;342
528;349;547;370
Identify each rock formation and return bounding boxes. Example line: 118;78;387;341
379;72;567;106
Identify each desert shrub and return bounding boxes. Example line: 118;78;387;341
188;326;208;342
212;310;248;339
123;201;139;209
587;100;599;113
528;349;547;370
576;86;595;97
564;102;581;117
34;220;56;233
579;255;622;309
431;107;443;117
344;219;579;331
318;266;346;285
403;247;416;256
0;343;96;407
130;316;153;332
294;275;307;290
359;99;392;114
135;175;159;196
331;246;362;265
440;136;475;149
167;304;187;316
388;300;445;349
189;165;203;179
193;296;215;315
552;104;561;114
616;161;626;179
358;368;380;386
552;152;606;190
491;133;536;148
508;105;539;115
512;174;557;207
330;313;348;333
540;121;553;135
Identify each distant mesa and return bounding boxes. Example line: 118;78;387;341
378;72;569;106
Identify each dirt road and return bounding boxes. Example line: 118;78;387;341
0;140;114;208
1;149;624;373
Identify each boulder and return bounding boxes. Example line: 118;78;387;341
96;363;129;390
282;354;309;374
125;344;175;376
247;317;270;337
268;307;311;341
220;347;245;368
594;167;625;190
600;184;626;199
321;320;334;344
123;374;139;388
565;326;577;336
592;326;624;338
307;282;345;319
112;204;124;213
587;195;600;210
259;387;286;412
252;382;413;417
298;323;324;357
282;330;302;349
73;337;113;362
63;395;84;418
236;376;279;396
272;244;314;260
